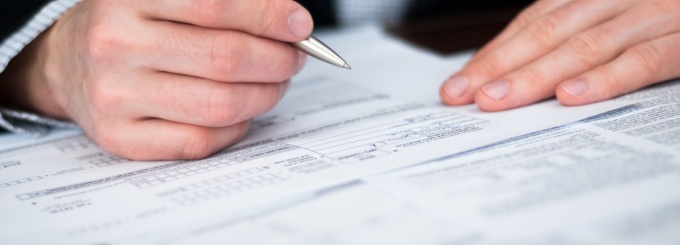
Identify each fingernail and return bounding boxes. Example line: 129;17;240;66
562;80;588;96
482;80;511;101
443;75;469;98
288;10;312;38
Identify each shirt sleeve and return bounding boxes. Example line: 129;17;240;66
0;0;81;137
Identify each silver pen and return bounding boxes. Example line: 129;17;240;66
292;36;351;70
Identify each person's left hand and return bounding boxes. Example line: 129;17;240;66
440;0;680;111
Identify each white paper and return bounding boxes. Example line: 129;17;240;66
168;80;680;245
363;81;680;244
0;26;639;244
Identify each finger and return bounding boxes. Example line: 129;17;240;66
136;0;313;41
474;6;680;111
92;119;252;161
441;0;625;106
139;21;304;83
105;72;289;128
557;33;680;106
472;0;572;60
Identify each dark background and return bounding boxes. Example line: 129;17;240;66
297;0;534;54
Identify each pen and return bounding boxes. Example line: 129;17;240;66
292;36;351;70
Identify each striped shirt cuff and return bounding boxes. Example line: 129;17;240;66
0;0;82;137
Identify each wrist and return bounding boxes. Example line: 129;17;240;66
0;26;67;119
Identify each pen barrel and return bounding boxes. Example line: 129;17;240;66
292;37;349;69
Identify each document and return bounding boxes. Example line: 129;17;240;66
365;80;680;244
164;78;680;245
0;27;659;244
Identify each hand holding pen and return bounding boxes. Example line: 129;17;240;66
0;0;339;160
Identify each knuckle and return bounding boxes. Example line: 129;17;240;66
470;55;505;76
514;7;543;29
179;129;215;159
524;16;558;47
193;0;227;26
255;1;276;35
627;44;663;78
203;88;239;126
87;78;125;111
517;67;551;94
85;23;122;61
92;129;129;158
597;68;624;100
210;32;246;78
565;34;604;66
519;67;542;83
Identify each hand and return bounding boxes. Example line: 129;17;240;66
440;0;680;111
0;0;312;160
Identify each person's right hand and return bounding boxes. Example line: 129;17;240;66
0;0;311;160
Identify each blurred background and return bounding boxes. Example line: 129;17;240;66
297;0;534;55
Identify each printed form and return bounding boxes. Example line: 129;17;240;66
164;77;680;245
0;27;649;244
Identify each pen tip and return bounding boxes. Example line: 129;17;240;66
343;64;351;70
